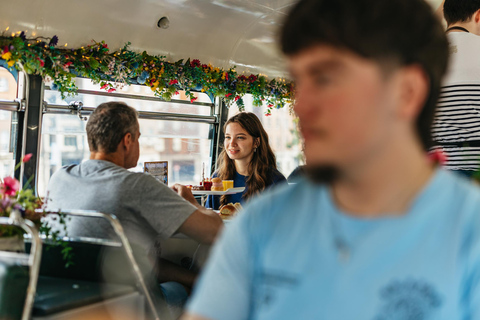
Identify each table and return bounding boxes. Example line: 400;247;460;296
192;187;245;206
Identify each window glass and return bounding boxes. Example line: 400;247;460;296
227;94;304;179
45;78;212;116
38;115;213;196
0;68;17;178
39;78;214;196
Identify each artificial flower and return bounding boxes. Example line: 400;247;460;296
1;52;12;60
1;177;20;196
190;59;201;68
428;149;447;165
49;35;59;46
22;153;33;163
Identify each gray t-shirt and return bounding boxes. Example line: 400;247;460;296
46;160;197;253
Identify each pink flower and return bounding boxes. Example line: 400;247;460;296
428;149;447;165
107;88;116;93
225;93;232;98
100;83;109;90
22;153;33;163
1;177;20;196
37;58;45;67
234;96;241;102
169;79;178;85
190;97;198;103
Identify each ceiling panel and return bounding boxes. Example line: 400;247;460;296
0;0;443;79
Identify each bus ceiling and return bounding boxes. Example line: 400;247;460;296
0;0;442;79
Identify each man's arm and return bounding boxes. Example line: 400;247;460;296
172;184;223;244
177;209;222;244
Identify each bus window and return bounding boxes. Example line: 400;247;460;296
227;94;304;178
37;78;215;196
0;68;18;178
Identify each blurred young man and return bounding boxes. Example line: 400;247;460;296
183;0;480;319
432;0;480;176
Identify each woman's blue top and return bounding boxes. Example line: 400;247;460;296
205;168;286;210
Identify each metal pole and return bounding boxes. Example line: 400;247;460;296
22;75;44;194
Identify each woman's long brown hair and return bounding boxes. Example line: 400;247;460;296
216;112;278;206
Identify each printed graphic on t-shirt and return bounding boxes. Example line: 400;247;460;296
375;279;442;320
449;45;458;55
255;270;300;311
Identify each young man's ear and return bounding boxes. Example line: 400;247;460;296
397;65;429;121
475;9;480;23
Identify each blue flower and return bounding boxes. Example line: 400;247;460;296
51;83;59;90
141;71;150;79
132;62;139;69
49;35;58;47
137;76;146;84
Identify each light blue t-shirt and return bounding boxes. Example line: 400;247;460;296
187;169;480;320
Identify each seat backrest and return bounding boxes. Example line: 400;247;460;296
40;210;163;320
0;213;42;320
27;238;135;285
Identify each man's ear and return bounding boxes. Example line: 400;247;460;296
122;132;133;151
397;65;429;121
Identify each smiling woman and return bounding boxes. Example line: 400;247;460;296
205;112;286;210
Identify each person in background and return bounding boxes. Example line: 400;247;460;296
287;164;306;182
205;112;286;210
183;0;480;319
431;0;480;177
46;101;222;319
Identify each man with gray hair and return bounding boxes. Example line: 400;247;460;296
47;101;222;316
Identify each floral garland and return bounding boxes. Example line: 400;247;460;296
0;32;294;113
1;153;74;266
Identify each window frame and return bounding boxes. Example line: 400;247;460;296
3;74;229;195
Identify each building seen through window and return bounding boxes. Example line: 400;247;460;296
227;96;304;178
0;67;17;179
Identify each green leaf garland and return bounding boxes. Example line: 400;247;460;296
0;32;294;113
